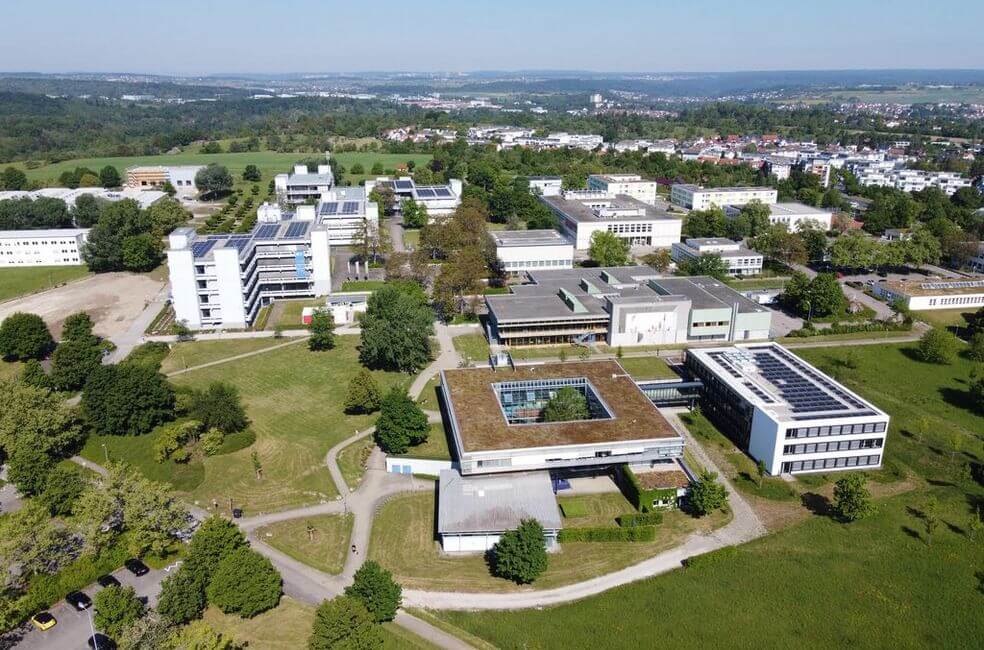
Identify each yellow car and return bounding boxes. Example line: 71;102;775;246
30;612;57;631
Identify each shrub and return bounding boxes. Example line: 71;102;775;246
683;545;738;569
200;428;225;456
344;560;402;623
918;328;959;364
308;596;383;650
690;470;728;516
616;512;664;527
190;382;249;434
153;420;201;463
541;386;589;422
833;473;874;522
122;341;171;370
558;526;656;542
206;548;282;618
786;320;912;338
157;565;207;624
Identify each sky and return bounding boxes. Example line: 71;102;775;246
2;0;983;75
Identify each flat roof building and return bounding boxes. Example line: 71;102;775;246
0;228;89;266
871;277;984;311
364;176;462;220
0;187;167;210
724;202;833;231
587;174;659;206
686;343;889;475
528;176;563;197
540;192;683;250
491;229;574;274
671;238;763;276
274;153;334;204
485;267;772;348
126;165;206;196
670;184;778;210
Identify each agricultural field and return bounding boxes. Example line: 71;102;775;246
256;514;353;575
0;265;90;302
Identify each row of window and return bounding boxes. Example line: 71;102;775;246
927;296;984;307
1;240;78;246
782;454;881;473
785;421;887;439
604;223;653;234
502;259;572;269
692;320;729;328
783;438;883;455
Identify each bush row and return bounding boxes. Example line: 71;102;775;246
558;525;656;543
616;511;664;527
786;320;912;338
683;545;738;569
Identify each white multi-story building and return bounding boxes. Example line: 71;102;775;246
849;161;971;196
871;277;984;311
540;192;682;250
763;157;793;180
587;174;659;206
491;230;574;274
274;154;334;204
527;176;563;196
364;177;462;220
255;186;378;247
670;184;778;210
724;202;833;231
0;228;89;266
671;238;763;276
686;344;890;476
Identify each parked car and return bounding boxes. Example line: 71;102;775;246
97;574;121;589
87;633;115;649
124;559;149;577
29;612;56;631
65;591;92;611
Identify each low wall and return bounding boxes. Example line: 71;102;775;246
386;456;455;475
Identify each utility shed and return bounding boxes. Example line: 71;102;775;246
437;469;562;553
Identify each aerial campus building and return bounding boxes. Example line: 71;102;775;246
540;191;683;250
364;176;463;219
871;277;984;311
671;238;764;277
490;229;574;274
0;187;167;210
686;344;889;475
275;155;335;204
670;184;778;210
484;266;772;348
723;202;833;231
0;228;89;266
587;173;659;206
126;165;206;196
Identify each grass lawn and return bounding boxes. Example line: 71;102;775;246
452;333;490;363
271;298;325;330
256;514;353;575
337;436;374;491
416;375;441;411
0;265;89;302
341;280;387;292
429;488;983;649
779;329;917;344
615;355;678;380
392;423;452;461
724;277;788;291
557;493;637;527
912;308;972;332
160;338;294;374
368;491;729;593
403;229;421;249
163;336;414;514
80;425;206;492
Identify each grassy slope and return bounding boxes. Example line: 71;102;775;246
392;423;451;460
256;514;353;575
0;265;90;302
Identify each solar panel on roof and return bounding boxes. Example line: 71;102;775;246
416;188;435;198
434;187;452;197
192;240;216;258
255;224;280;239
342;201;360;214
395;180;413;190
227;237;251;253
320;202;339;215
285;222;309;239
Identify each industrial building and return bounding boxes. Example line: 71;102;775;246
364;176;462;220
540;192;683;250
0;228;89;266
125;165;206;195
686;344;889;475
485;266;772;347
670;184;778;210
671;238;764;276
491;229;574;274
587;174;659;206
871;277;984;311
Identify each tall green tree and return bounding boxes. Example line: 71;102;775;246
81;363;175;436
158;564;207;624
374;386;429;454
309;309;336;351
359;284;433;373
195;164;234;199
542;387;590;422
0;166;28;190
99;165;122;188
832;473;874;522
94;585;145;637
689;470;727;516
588;231;630;267
491;519;548;584
344;560;402;622
206;547;282;618
308;596;383;650
678;254;730;280
50;338;103;391
191;382;249;433
242;164;262;182
344;369;382;414
918;328;959;365
0;311;54;360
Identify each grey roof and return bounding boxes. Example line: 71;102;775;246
491;230;572;248
0;228;89;239
541;193;681;224
653;277;769;313
438;470;563;535
687;237;736;247
767;202;832;217
286;173;333;185
528;175;562;181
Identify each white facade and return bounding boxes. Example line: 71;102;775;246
313;187;380;246
528;176;563;197
274;153;334;204
491;230;574;273
671;238;763;276
723;202;833;231
872;278;984;311
364;177;462;220
670;184;778;210
541;193;683;250
687;344;890;476
850;162;971;196
587;174;659;206
0;187;166;210
0;229;88;266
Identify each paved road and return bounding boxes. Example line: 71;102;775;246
0;478;24;515
388;215;407;253
106;284;170;363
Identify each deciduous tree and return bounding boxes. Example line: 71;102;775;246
0;311;54;360
344;560;402;622
309;309;336;351
344;369;382;414
81;363;175;436
690;470;727;516
832;473;874;522
918;328;959;365
588;230;630;267
542;386;589;422
491;519;548;584
94;585;145;637
206;547;282;618
374;386;429;454
308;596;382;650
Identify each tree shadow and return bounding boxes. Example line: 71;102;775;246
800;492;833;517
0;624;27;650
905;505;926;520
901;526;923;543
945;521;966;537
938;387;979;416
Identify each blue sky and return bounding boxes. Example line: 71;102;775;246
2;0;982;74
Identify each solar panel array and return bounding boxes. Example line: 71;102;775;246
191;240;216;258
750;350;847;414
320;202;339;215
434;187;453;197
921;280;984;290
395;180;413;190
226;236;252;253
255;224;280;239
416;188;435;198
284;221;309;239
341;201;360;214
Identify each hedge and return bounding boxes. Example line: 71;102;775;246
786;320;911;338
683;545;738;569
558;526;656;543
215;429;256;456
616;512;664;528
616;464;680;513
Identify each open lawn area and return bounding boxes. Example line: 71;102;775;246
160;338;297;374
912;308;973;332
337;436;375;490
393;423;452;461
256;514;353;575
452;333;490;363
416;375;441;411
779;329;918;344
369;490;729;593
403;228;420;249
269;298;324;330
341;280;387;292
0;265;89;303
429;488;983;649
615;355;678;380
140;335;414;514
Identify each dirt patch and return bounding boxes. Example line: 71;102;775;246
0;272;163;339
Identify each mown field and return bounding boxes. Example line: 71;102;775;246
0;265;89;302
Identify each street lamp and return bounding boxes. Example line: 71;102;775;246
101;443;109;464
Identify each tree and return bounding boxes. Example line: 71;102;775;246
829;230;879;269
588;231;630;267
7;442;56;496
344;369;382;414
967;332;984;362
146;197;191;237
832;473;874;522
201;141;223;154
39;464;87;516
542;386;590;422
20;358;51;389
804;273;847;317
344;560;402;623
923;497;940;546
640;249;672;272
689;470;727;516
0;504;78;591
62;311;95;342
750;224;807;266
123;473;190;557
432;246;488;317
170;621;239;650
0;378;85;463
308;596;383;650
368;186;396;216
491;519;548;584
374;386;429;454
0;311;54;360
0;166;28;190
183;516;248;584
122;233;162;272
71;193;104;227
359;284;434;373
309;309;336;351
401;198;426;229
195;164;233;199
684;208;727;238
158;564;207;624
94;585;145;637
191;382;249;434
918;328;959;365
50;338;104;391
242;164;261;182
678;254;729;280
206;547;282;618
99;165;122;188
729;200;771;239
82;199;152;272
